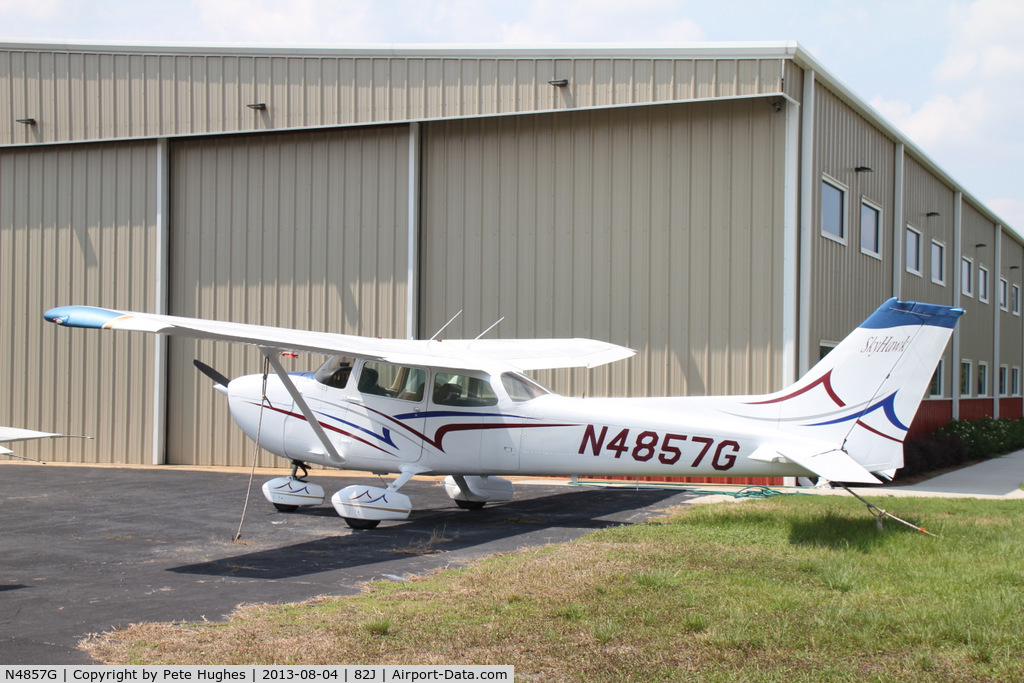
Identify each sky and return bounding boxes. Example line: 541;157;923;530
2;0;1022;231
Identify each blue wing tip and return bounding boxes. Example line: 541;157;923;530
44;306;123;329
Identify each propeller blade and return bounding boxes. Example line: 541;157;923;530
193;359;231;387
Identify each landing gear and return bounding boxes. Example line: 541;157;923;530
444;475;515;510
261;460;326;512
343;517;381;530
331;465;428;529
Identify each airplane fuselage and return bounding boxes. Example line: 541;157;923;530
226;367;821;481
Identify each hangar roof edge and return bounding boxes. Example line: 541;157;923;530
0;38;802;59
1;38;1016;237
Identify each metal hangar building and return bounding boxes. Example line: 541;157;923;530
2;41;1019;468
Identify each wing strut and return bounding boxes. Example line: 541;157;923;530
260;347;345;464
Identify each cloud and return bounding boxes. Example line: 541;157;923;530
495;1;705;44
866;0;1023;219
191;0;351;43
989;198;1024;235
0;0;63;21
935;0;1024;80
186;0;705;45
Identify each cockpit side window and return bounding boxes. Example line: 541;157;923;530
314;356;353;389
501;372;550;402
359;361;426;402
432;372;498;407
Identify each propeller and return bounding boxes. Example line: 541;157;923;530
193;359;231;388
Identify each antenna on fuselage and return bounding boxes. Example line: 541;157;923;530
430;310;462;340
475;316;505;339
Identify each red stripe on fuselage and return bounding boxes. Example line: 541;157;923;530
854;419;904;443
249;402;393;455
357;403;573;453
746;370;846;408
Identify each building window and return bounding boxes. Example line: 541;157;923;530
1000;278;1009;310
860;201;881;256
931;241;946;285
905;226;922;275
979;267;990;303
1014;285;1021;315
821;178;846;242
977;361;989;397
960;361;972;397
1013;367;1021;396
999;366;1009;396
961;257;974;297
929;359;944;397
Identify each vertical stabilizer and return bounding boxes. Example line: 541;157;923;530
736;299;963;478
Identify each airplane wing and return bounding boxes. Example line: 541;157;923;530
0;427;66;458
43;306;635;373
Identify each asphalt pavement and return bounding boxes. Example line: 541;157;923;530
0;464;700;665
4;452;1023;665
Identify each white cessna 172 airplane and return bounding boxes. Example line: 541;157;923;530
44;298;961;529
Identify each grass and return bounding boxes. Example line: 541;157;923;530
82;496;1024;680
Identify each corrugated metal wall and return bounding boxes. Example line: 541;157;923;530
420;99;786;400
0;141;157;462
1000;231;1023;376
900;156;956;305
5;43;1023;468
900;157;958;398
959;201;997;366
166;126;410;466
811;85;896;342
2;46;784;146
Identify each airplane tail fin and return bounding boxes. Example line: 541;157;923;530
738;299;963;483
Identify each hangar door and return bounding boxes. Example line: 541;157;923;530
166;126;411;467
0;141;158;465
420;99;787;401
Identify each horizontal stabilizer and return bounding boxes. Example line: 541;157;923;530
783;447;881;484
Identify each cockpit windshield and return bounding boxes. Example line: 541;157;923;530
314;355;353;389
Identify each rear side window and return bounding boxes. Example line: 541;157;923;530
432;372;498;407
501;373;550;402
359;361;426;402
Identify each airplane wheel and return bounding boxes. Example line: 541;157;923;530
345;517;381;530
273;503;299;512
455;499;486;510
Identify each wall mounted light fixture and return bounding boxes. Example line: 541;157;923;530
855;166;873;172
548;79;569;87
16;118;36;125
246;103;267;110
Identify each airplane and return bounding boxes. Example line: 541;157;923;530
0;427;75;463
42;298;962;529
